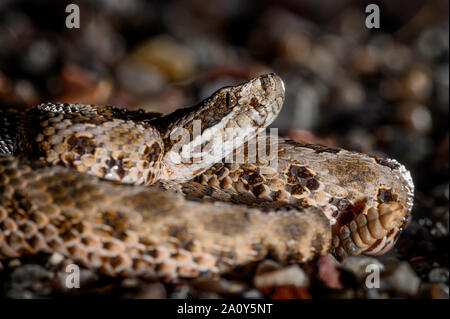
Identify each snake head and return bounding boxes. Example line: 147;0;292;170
162;73;285;181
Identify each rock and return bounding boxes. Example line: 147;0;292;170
279;78;321;131
375;254;401;267
242;289;264;299
395;102;433;134
78;269;99;287
56;64;113;105
253;262;309;289
6;289;35;299
11;264;54;283
286;129;336;147
264;285;311;299
381;262;420;296
340;256;384;282
421;283;449;299
366;288;381;299
130;36;197;82
22;38;58;75
420;282;448;299
134;282;166;299
333;79;365;109
417;26;449;60
430;221;448;238
58;267;98;290
345;128;374;155
120;278;141;289
13;80;39;107
191;277;247;295
8;259;22;268
6;264;55;298
48;252;65;266
254;259;283;275
169;285;191;299
116;60;166;96
195;292;221;299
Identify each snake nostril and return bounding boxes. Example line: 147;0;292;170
259;75;270;93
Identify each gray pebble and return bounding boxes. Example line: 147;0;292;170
134;282;167;299
169;285;191;299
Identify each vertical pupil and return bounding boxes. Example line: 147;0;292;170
225;93;230;107
260;77;268;92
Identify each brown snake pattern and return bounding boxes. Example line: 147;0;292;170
0;74;414;281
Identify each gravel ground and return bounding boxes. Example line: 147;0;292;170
0;0;448;298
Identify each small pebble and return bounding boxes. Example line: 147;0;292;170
420;283;449;299
11;264;54;283
253;264;309;289
120;277;141;289
169;285;191;299
316;255;343;290
428;268;449;284
191;277;247;294
242;289;264;299
8;259;22;268
135;282;167;299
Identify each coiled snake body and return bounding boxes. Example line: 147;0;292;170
0;74;414;281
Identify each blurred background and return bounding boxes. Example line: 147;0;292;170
0;0;448;298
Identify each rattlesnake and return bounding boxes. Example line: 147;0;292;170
0;74;414;281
